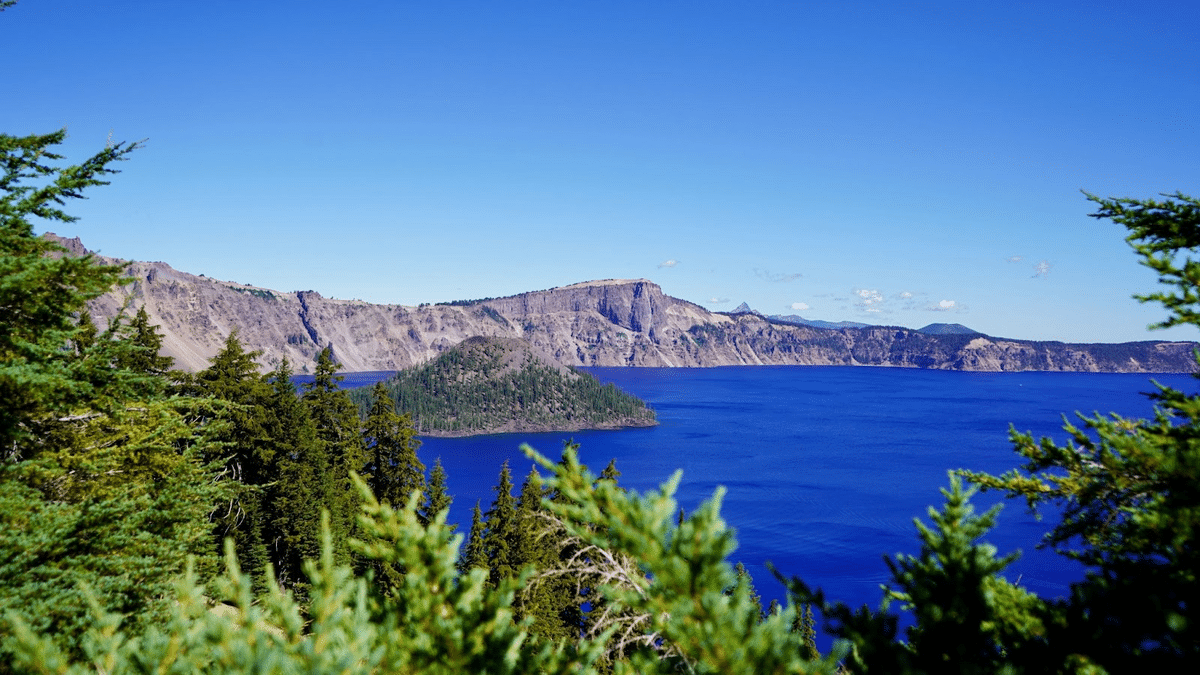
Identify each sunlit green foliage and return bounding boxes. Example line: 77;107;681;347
956;192;1200;671
0;129;230;666
0;129;145;447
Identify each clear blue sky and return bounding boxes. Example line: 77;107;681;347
4;0;1198;343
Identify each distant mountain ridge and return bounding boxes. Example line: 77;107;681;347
57;234;1198;374
767;314;871;330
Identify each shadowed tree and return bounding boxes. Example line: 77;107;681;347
483;461;519;586
261;358;326;593
459;500;488;575
303;347;367;566
363;381;424;509
116;306;174;376
422;457;453;529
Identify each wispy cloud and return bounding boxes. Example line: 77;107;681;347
1006;255;1024;263
658;259;678;269
790;302;810;311
1033;260;1052;277
754;268;803;283
709;297;730;304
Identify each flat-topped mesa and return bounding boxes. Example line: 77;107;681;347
554;278;653;290
481;279;675;335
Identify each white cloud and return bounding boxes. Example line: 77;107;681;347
709;297;730;304
658;259;678;268
898;290;914;299
854;288;884;305
791;302;810;311
1007;255;1024;263
1033;260;1052;277
925;299;966;312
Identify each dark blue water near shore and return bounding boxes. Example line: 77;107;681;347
411;366;1192;644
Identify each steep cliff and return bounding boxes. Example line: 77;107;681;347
65;235;1196;374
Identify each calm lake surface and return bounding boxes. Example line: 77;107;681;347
364;366;1195;639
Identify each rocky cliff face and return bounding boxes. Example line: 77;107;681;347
68;237;1195;374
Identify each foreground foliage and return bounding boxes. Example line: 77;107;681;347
6;456;842;674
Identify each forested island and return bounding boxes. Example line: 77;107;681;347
349;336;656;436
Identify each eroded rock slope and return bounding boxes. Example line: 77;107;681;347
69;236;1195;374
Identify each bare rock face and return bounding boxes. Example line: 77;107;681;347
64;236;1196;374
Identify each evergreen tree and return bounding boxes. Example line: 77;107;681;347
303;347;367;566
729;562;765;623
115;306;174;376
72;311;98;357
184;331;277;584
459;500;488;575
483;461;519;585
261;358;327;593
0;129;227;664
597;458;622;487
514;465;577;643
792;604;818;661
0;129;144;448
959;191;1200;671
422;457;453;528
363;381;425;510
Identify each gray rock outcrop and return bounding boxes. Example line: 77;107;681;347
60;236;1195;374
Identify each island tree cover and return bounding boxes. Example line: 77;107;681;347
351;335;656;436
5;120;1200;670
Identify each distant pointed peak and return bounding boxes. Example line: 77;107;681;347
730;302;761;316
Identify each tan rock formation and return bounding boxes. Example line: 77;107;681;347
56;235;1194;374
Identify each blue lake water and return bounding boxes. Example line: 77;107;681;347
347;365;1196;645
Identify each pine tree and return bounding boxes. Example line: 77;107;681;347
73;311;98;357
959;191;1200;671
0;129;227;663
513;465;576;642
597;458;622;487
116;306;174;376
303;347;367;566
0;129;144;448
483;461;519;585
794;604;818;661
729;562;765;623
261;358;327;593
422;457;453;528
183;331;277;584
459;500;488;575
363;381;425;510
